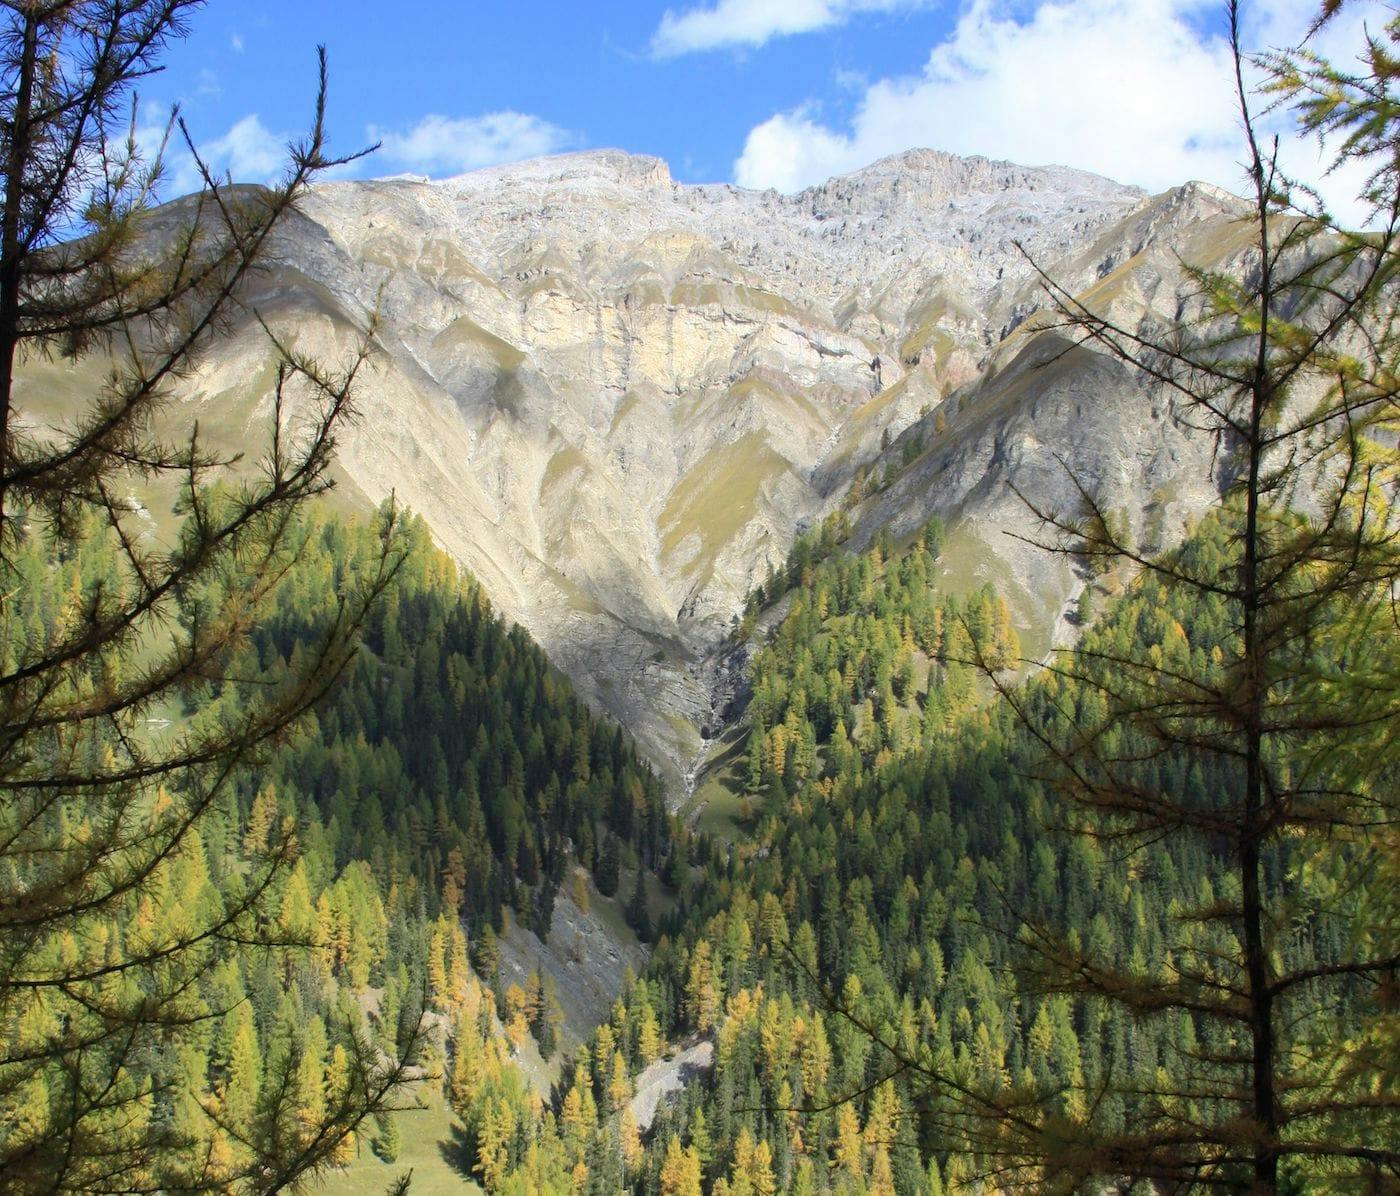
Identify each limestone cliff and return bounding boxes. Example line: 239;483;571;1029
39;149;1251;791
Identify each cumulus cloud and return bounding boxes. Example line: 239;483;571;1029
135;113;287;198
732;0;1375;224
137;108;572;200
652;0;925;57
196;114;286;184
368;112;573;177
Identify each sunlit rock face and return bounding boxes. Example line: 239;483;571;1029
162;149;1247;789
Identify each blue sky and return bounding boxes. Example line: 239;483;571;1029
144;0;1370;217
151;1;942;184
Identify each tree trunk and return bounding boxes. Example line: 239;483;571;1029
0;8;38;528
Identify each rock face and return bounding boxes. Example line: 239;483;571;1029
630;1038;715;1132
140;149;1251;791
496;875;647;1053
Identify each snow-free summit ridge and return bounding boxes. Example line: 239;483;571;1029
74;149;1247;789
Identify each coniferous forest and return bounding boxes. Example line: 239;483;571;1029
1;2;1399;1195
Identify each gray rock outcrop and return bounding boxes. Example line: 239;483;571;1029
87;149;1251;790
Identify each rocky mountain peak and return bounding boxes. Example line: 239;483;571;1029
104;149;1247;788
823;145;1144;204
442;147;675;192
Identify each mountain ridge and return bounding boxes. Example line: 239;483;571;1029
17;147;1243;791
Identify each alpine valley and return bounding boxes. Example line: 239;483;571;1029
33;147;1242;790
16;133;1383;1196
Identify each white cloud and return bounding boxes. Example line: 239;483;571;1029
732;0;1376;225
139;113;286;198
368;112;573;177
737;104;859;191
652;0;924;57
199;114;286;183
230;33;244;53
137;108;572;200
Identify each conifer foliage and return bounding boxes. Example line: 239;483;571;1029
253;512;671;939
0;4;415;1190
952;3;1400;1187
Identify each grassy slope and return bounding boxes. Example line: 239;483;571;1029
317;1090;480;1196
12;350;373;546
680;723;755;844
659;432;792;587
934;521;1053;664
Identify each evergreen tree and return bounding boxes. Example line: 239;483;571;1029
0;5;418;1192
371;1112;401;1163
945;5;1400;1188
627;870;653;942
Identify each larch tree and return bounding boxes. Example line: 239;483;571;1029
786;1;1400;1190
0;2;420;1192
970;0;1400;1189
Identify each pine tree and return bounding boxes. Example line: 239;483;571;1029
619;1106;642;1177
474;1096;516;1189
474;924;502;983
572;868;591;914
730;1126;776;1196
685;941;721;1034
636;1000;664;1064
450;1008;486;1111
626;869;653;941
745;720;767;793
221;1004;262;1142
835;1102;864;1188
596;833;621;897
371;1112;400;1163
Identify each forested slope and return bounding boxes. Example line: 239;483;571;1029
7;454;1389;1196
478;516;1392;1195
246;510;671;940
0;504;673;1190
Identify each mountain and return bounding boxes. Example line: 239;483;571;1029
18;148;1249;790
13;140;1393;1196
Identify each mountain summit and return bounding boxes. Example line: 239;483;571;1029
32;149;1243;787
